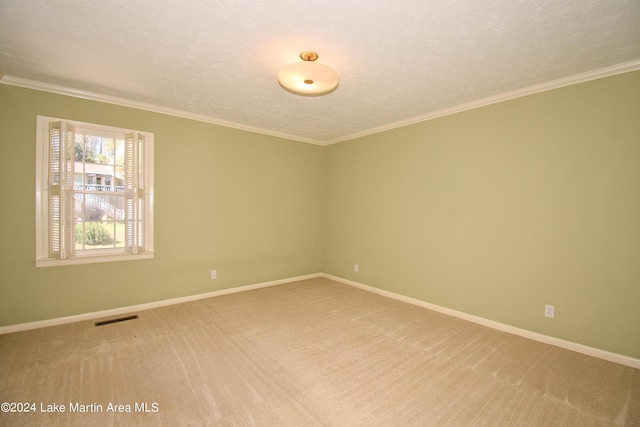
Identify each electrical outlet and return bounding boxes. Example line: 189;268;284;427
354;264;359;273
210;270;217;280
544;304;555;319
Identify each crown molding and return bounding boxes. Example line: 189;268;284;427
0;75;324;146
2;59;639;146
324;59;640;145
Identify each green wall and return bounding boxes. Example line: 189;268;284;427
0;85;324;326
324;71;640;359
2;71;639;360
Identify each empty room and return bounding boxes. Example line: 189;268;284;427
1;1;639;426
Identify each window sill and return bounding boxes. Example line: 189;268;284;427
35;251;154;268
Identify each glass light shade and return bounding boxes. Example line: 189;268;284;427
278;60;339;96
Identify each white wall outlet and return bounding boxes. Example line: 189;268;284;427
210;270;217;280
544;304;555;319
354;264;359;273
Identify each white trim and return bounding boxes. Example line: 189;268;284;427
35;251;155;268
2;271;638;369
0;273;322;335
2;60;639;146
322;273;640;370
0;75;323;146
324;59;640;145
34;115;155;266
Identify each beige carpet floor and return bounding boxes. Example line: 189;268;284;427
1;277;638;426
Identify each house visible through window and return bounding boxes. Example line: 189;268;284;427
35;116;154;267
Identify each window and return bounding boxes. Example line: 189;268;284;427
35;116;154;267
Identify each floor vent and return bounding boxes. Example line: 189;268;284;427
95;315;139;327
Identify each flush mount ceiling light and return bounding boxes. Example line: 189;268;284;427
278;51;339;96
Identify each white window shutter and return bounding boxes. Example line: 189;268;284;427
124;132;145;254
48;121;75;259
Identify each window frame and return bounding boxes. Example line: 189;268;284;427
35;115;154;267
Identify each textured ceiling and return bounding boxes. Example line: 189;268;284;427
1;0;639;144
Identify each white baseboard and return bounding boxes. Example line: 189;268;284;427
322;273;640;370
3;271;638;369
0;273;322;335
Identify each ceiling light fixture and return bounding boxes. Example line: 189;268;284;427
278;51;339;96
